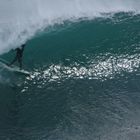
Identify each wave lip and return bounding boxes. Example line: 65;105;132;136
0;0;140;54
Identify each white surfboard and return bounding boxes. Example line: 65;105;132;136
0;58;30;76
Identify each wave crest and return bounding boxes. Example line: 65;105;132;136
0;0;140;54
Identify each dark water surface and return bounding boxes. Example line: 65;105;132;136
0;13;140;140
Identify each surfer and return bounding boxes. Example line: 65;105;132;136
9;44;25;70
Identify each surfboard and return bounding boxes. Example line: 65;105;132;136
0;58;30;76
10;67;30;76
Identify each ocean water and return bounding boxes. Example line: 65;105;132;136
0;1;140;140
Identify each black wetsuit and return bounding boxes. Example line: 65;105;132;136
9;44;25;70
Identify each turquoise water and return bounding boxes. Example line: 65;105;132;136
0;13;140;140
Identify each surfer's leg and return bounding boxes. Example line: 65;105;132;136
18;57;22;70
8;56;18;66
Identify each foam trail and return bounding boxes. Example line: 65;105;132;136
0;0;140;54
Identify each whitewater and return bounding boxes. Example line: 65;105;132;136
0;0;140;54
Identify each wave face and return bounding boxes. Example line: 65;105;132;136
0;12;140;140
0;0;140;54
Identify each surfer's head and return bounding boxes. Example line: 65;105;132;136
21;44;26;48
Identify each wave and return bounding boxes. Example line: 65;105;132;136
0;0;140;54
0;3;140;139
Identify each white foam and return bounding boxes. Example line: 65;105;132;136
0;0;140;54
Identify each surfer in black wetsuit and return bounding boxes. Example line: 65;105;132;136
9;44;25;70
